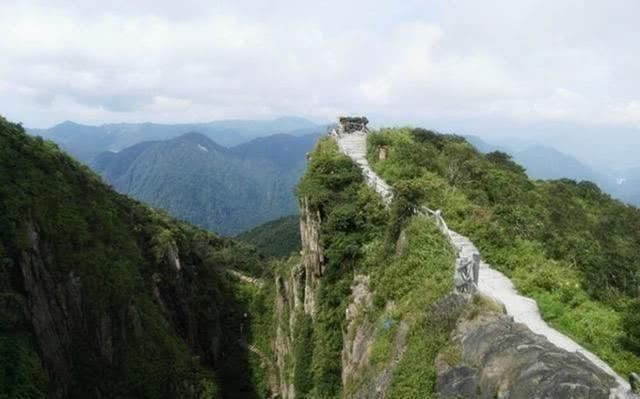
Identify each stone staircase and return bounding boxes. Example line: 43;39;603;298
334;129;634;398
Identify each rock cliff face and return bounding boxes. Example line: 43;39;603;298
19;223;74;396
17;221;231;397
273;197;325;398
437;301;618;399
341;274;374;388
299;197;324;317
2;117;274;397
274;262;304;399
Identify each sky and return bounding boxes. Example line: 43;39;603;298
1;0;640;166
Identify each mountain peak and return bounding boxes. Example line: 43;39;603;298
52;120;83;129
172;131;226;153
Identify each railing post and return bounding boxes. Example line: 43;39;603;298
472;253;480;287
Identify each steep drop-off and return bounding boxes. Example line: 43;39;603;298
271;130;636;398
0;116;273;398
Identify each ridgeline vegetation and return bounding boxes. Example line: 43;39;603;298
282;138;458;397
366;127;640;376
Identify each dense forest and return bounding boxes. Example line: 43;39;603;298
0;116;274;398
91;132;317;236
366;127;640;375
236;215;301;258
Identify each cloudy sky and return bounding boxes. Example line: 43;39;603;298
2;0;640;150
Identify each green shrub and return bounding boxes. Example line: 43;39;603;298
366;126;640;376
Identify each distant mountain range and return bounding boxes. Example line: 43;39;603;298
616;166;640;205
92;131;320;235
29;117;326;163
466;135;639;205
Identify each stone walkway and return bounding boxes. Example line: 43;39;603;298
334;131;634;398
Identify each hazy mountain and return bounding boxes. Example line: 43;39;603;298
512;145;617;191
464;135;498;153
465;135;621;200
29;117;326;162
92;132;320;235
615;166;640;205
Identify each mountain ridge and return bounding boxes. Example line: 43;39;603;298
29;117;327;162
0;115;274;398
91;131;320;235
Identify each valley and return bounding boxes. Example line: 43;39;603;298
3;114;640;398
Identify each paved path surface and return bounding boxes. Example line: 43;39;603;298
334;131;633;397
336;131;393;205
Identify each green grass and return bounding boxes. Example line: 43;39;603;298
372;217;456;398
341;216;457;398
366;127;640;377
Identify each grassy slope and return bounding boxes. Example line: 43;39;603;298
353;217;456;398
290;137;457;398
366;127;640;376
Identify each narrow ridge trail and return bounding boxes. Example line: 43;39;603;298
334;130;634;397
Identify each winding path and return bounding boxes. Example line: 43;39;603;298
334;130;634;398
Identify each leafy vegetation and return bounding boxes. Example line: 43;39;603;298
367;126;640;376
0;115;273;398
294;138;388;397
91;132;318;236
364;218;456;399
237;215;301;258
287;136;459;398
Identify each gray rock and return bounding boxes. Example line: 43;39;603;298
437;312;617;399
338;116;369;133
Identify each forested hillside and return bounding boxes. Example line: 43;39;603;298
0;116;274;398
92;132;319;235
367;127;640;376
4;113;636;398
236;215;301;258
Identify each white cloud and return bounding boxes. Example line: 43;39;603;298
0;0;639;131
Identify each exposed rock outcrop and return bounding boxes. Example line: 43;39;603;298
20;223;74;397
342;275;374;387
299;197;324;317
273;198;325;398
437;310;618;398
17;221;228;398
274;262;304;399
